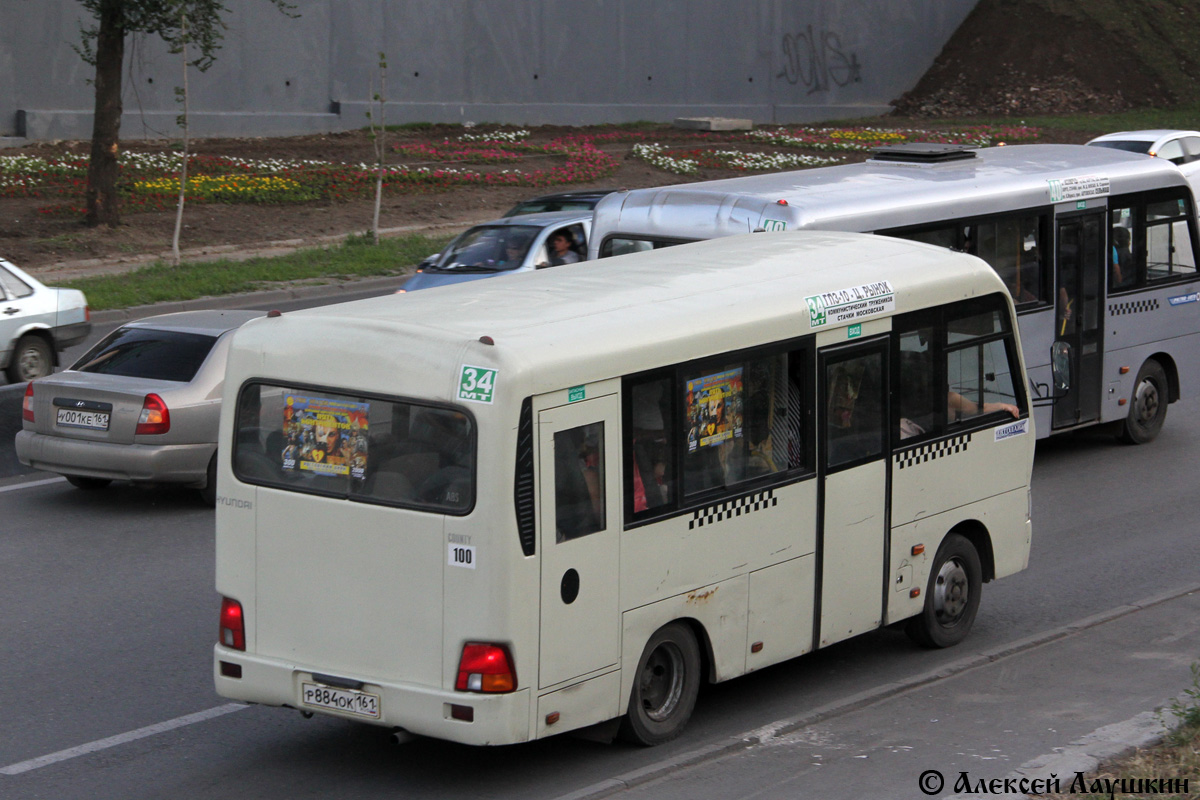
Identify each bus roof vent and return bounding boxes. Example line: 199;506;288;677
870;143;978;164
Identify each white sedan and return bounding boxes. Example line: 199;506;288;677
1086;130;1200;196
0;257;91;382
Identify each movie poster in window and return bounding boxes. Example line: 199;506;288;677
282;395;369;479
685;368;743;452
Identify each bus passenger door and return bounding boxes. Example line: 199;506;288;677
817;341;889;647
537;393;621;689
1054;212;1104;429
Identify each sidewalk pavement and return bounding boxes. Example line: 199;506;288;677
558;585;1200;800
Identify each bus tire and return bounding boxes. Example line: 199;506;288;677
619;622;701;746
1117;359;1167;445
906;533;981;649
65;474;112;491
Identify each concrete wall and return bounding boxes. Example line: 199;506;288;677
0;0;978;142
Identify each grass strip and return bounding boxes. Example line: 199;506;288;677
60;232;451;311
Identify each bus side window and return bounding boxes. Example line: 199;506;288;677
975;214;1044;305
826;353;884;467
1109;211;1136;291
1145;196;1197;282
945;305;1022;425
897;326;937;440
554;423;605;542
629;377;675;515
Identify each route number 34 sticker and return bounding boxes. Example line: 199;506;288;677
458;365;498;404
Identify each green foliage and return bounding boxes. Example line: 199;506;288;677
1166;662;1200;745
59;232;453;310
75;0;297;71
1021;0;1200;104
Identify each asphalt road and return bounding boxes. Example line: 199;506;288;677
2;288;1199;799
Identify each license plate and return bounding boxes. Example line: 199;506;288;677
300;681;380;719
56;408;110;430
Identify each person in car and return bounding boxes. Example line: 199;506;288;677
547;231;580;266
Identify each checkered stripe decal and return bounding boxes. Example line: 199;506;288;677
895;433;972;470
689;490;778;529
1109;298;1159;316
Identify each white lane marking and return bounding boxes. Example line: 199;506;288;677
0;703;250;776
0;477;66;493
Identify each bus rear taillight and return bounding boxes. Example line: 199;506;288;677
22;382;34;422
219;597;246;651
455;643;516;693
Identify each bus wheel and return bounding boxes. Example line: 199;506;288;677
1118;359;1167;445
906;533;981;649
619;622;701;745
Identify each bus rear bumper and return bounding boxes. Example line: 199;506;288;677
213;646;532;745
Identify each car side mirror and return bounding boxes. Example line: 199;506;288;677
1051;341;1072;395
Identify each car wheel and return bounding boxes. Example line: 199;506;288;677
6;335;54;382
199;453;218;507
906;533;982;649
1117;359;1168;445
619;622;701;746
65;475;112;491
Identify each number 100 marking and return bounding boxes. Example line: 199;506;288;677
449;543;476;569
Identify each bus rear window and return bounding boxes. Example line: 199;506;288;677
233;383;475;513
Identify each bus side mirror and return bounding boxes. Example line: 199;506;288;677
1051;341;1072;394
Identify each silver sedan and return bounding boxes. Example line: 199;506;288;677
15;309;264;505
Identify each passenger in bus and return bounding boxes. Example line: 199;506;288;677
948;391;1019;422
554;426;603;539
1058;286;1074;336
1110;226;1135;290
631;382;671;512
1000;259;1039;304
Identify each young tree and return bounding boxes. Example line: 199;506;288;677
366;52;388;245
171;7;189;265
75;0;296;228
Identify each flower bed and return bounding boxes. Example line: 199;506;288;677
0;124;1041;218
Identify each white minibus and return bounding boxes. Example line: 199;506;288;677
589;143;1200;444
214;231;1035;746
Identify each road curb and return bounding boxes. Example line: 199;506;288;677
552;582;1200;800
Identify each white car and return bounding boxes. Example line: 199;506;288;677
1086;129;1200;162
1;257;91;383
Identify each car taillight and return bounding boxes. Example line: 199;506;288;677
22;382;34;423
85;305;91;322
135;393;170;435
455;643;516;693
219;597;245;651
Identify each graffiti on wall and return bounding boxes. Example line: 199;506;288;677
777;25;862;93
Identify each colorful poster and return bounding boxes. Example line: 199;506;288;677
685;368;744;452
281;395;369;480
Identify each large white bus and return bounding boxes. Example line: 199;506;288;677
589;143;1200;444
214;231;1035;746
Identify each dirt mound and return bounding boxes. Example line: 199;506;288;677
893;0;1197;117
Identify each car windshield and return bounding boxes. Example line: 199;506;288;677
1091;140;1153;155
72;327;218;382
432;225;540;272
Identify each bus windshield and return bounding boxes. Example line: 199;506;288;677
233;383;475;513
